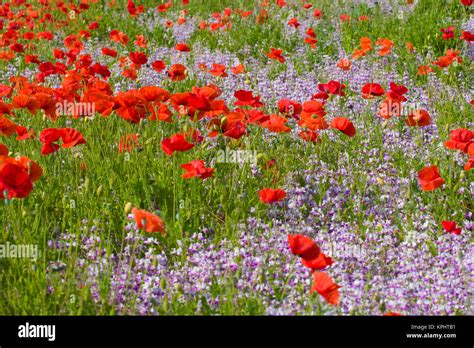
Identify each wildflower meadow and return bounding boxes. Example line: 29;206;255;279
0;0;473;319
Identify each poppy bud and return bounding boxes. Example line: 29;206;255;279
84;177;90;192
96;185;103;196
124;202;133;214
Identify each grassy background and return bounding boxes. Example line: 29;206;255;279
0;0;472;314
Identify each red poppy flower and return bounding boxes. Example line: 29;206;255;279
313;9;323;18
306;28;316;38
0;155;42;183
166;64;187;81
311;272;341;306
89;22;99;30
337;58;351;71
0;104;13;119
460;31;474;42
0;85;12;98
39;128;86;155
0;162;33;199
300;100;326;118
460;0;472;6
288;234;333;270
441;26;455;40
110;30;129;45
298;130;319;142
267;48;285;63
288;18;300;28
303;252;333;270
102;47;118;57
361;83;385;98
129;51;148;65
418;166;445;191
376;38;393;56
340;14;351;22
175;43;191;52
298;115;329;132
157;2;172;12
223;121;247;139
15;126;35;141
433;49;462;68
39;128;62;155
288;234;321;259
261;114;291;133
387;82;408;99
12;94;40;114
405;110;431;127
278;99;302;117
181;160;214;179
441;221;462;235
127;0;144;16
151;60;166;72
231;64;245;74
234;90;263;108
288;234;320;261
60;128;87;148
161;134;194;156
10;43;24;53
133;35;147;48
318;80;346;96
209;64;228;77
444;128;473;153
330;117;356;137
0;143;7;156
384;312;403;316
417;65;434;75
304;36;318;48
132;208;166;234
139;86;170;102
258;188;286;203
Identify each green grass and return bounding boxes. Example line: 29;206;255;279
0;0;472;315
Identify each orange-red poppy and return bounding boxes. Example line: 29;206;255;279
267;48;285;63
418;166;445;191
181;160;214;179
330;117;356;137
258;188;286;203
166;64;187;81
311;272;341;306
132;208;166;234
405;110;431;127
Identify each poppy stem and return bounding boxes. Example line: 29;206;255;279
280;257;297;301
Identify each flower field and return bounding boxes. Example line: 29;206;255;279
0;0;473;316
